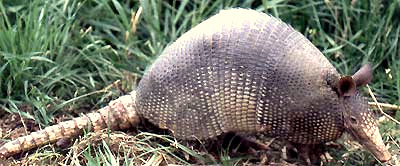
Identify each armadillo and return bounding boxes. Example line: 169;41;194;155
0;8;392;162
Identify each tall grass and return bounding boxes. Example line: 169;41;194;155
0;0;398;165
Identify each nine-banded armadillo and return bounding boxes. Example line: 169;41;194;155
0;8;392;162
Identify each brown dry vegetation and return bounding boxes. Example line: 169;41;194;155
0;0;399;165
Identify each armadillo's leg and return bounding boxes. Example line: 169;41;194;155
0;92;140;159
236;136;271;151
288;143;328;165
220;133;270;155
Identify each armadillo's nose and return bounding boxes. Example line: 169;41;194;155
362;129;392;162
375;145;391;162
363;140;392;163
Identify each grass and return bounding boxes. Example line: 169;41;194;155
0;0;399;165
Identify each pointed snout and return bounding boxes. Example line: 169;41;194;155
363;133;392;162
346;117;392;162
360;127;391;162
375;146;392;162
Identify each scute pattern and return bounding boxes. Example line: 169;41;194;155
136;9;342;143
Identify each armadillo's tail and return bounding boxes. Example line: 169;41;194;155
0;92;140;158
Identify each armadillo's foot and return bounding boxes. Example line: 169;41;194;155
320;151;333;163
286;142;330;166
238;136;271;152
225;134;273;164
218;132;271;155
225;134;271;154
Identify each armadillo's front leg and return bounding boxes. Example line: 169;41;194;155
287;143;330;166
0;92;140;158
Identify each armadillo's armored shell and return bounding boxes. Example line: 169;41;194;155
136;9;344;143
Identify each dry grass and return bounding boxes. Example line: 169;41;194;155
0;0;399;165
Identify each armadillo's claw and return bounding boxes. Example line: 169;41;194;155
219;133;271;151
239;136;271;151
286;142;330;166
320;151;333;163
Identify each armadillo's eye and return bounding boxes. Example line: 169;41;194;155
350;116;358;124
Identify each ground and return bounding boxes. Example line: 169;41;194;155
0;0;399;165
0;104;397;165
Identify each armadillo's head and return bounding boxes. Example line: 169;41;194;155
336;64;391;162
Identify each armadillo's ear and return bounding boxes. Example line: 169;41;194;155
352;64;372;87
337;76;356;97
